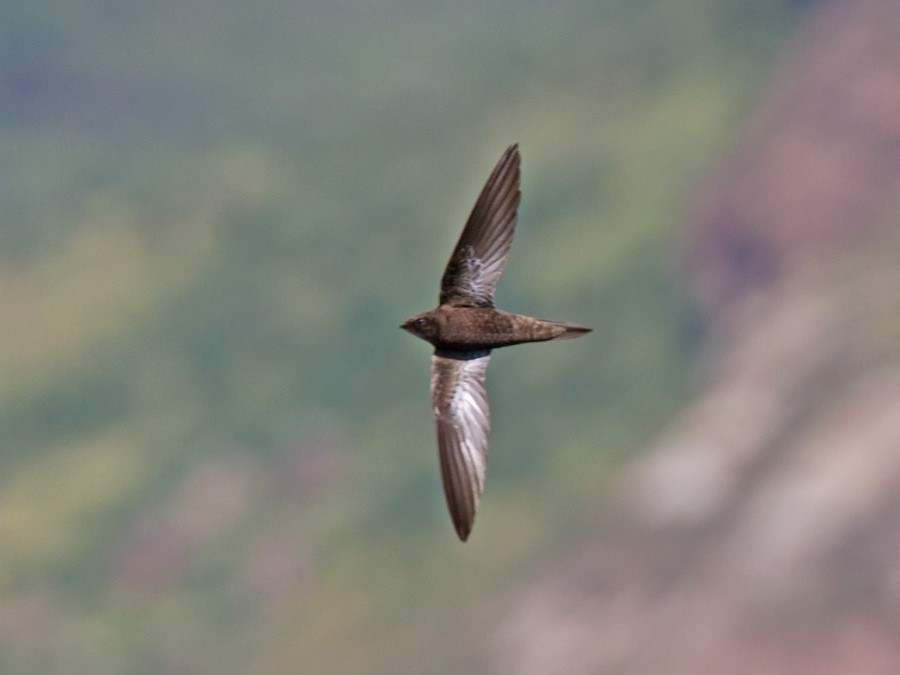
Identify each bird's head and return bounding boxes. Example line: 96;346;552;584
401;312;440;343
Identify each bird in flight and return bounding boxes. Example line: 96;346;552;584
401;144;591;541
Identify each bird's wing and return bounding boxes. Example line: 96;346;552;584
431;351;492;540
439;144;521;307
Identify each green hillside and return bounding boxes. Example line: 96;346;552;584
0;1;795;672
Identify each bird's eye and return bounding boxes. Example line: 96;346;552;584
415;318;427;327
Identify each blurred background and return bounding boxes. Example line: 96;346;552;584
3;0;900;672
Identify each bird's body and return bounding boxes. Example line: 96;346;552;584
401;144;591;541
403;305;590;353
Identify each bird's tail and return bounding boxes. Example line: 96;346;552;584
549;322;592;340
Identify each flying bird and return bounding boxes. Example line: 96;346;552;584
401;144;591;541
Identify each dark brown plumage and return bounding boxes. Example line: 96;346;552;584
401;144;591;541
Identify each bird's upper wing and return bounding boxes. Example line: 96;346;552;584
439;144;521;307
431;351;491;541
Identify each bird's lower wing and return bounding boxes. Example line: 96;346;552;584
430;351;491;540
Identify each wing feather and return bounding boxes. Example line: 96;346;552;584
430;352;491;540
439;145;521;307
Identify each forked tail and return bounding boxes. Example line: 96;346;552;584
550;321;592;340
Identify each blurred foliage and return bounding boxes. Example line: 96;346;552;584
0;0;797;672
